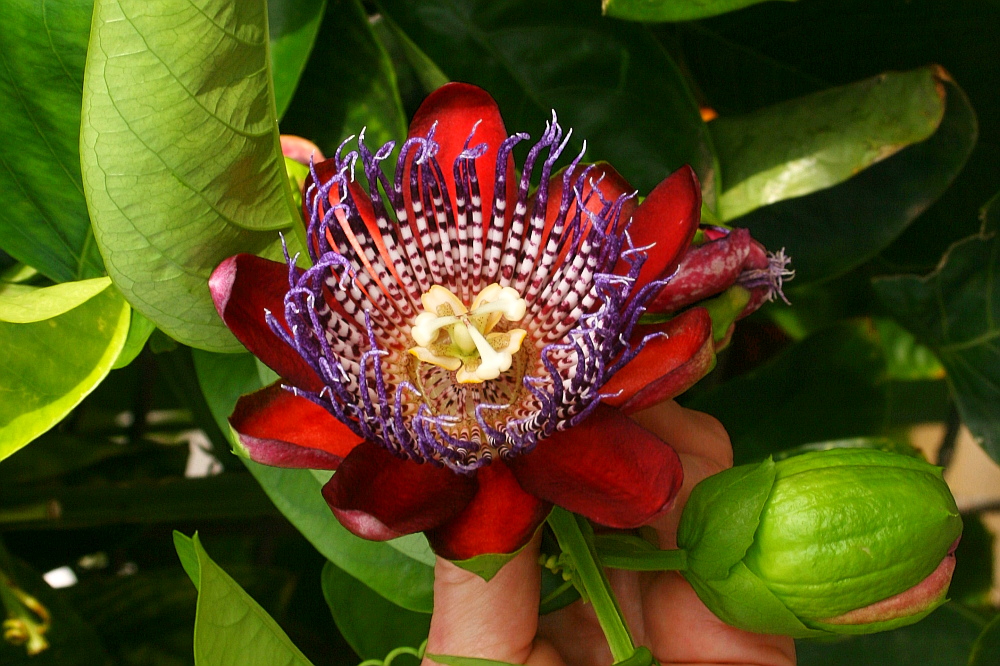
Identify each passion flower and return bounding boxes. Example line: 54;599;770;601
210;83;786;561
677;449;962;636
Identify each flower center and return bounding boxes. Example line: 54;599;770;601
408;283;528;383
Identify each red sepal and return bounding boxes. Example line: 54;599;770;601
210;254;323;391
602;308;715;413
508;405;683;529
427;463;551;560
625;165;702;293
229;383;362;469
322;442;477;541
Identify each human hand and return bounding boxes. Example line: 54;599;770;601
421;401;796;666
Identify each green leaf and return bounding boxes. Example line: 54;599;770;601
191;349;436;613
321;561;429;661
378;0;716;200
603;0;794;23
969;612;1000;666
0;277;111;323
795;603;985;666
173;533;314;666
81;0;301;352
0;282;130;461
713;67;945;221
269;0;327;119
873;194;1000;463
449;542;529;582
676;458;775;580
686;323;889;464
280;0;408;154
732;74;975;285
112;309;156;369
0;0;105;283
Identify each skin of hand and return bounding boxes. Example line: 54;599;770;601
421;401;797;666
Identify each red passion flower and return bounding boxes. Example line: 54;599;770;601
210;83;790;560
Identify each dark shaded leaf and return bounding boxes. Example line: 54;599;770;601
269;0;327;119
321;561;428;661
0;0;105;283
379;0;716;200
686;323;888;464
969;612;1000;666
873;195;1000;463
280;0;408;154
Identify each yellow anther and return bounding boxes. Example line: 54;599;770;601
408;283;529;383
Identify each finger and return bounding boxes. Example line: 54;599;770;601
630;401;733;548
422;534;565;666
644;573;796;666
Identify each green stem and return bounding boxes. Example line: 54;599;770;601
546;507;635;662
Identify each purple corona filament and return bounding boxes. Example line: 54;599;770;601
267;115;666;474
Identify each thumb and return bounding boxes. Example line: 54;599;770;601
422;534;564;666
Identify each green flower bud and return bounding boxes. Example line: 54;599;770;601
676;449;962;637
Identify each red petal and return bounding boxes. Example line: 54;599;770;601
229;383;363;469
210;255;323;391
647;227;754;314
602;308;716;413
626;165;702;292
508;405;683;529
408;82;515;235
280;135;324;165
427;463;551;560
322;442;477;541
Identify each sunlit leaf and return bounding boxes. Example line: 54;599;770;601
0;277;111;323
81;0;300;352
379;0;716;200
603;0;795;23
873;194;1000;463
173;532;314;666
0;0;105;283
191;349;436;612
0;281;130;461
714;67;945;221
731;75;975;285
321;561;429;661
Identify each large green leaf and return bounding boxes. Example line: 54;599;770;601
728;75;975;285
603;0;794;23
0;277;111;323
0;280;130;461
321;561;429;661
269;0;327;119
686;323;889;464
796;603;985;666
0;0;104;283
280;0;408;154
378;0;716;200
873;194;1000;463
713;67;945;221
191;349;437;613
173;533;314;666
81;0;301;352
